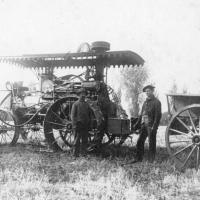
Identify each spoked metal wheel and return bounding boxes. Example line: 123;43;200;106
19;123;45;145
166;104;200;170
0;109;19;145
44;97;78;151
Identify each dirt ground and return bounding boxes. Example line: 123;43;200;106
0;126;200;200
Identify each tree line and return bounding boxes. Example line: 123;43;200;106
115;68;189;126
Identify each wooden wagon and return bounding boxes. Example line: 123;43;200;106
166;93;200;170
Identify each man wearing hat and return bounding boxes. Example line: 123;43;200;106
132;85;162;163
71;88;92;157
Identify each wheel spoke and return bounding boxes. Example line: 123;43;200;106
187;110;197;134
63;132;70;140
196;146;200;171
0;112;6;121
0;134;3;144
68;102;72;119
59;103;67;119
50;135;63;145
176;117;194;134
64;131;74;141
5;132;13;141
170;140;191;144
199;117;200;134
45;130;53;135
0;134;4;144
4;133;9;143
54;135;62;141
67;133;74;143
50;109;64;123
172;143;194;157
169;128;191;137
181;145;196;168
50;140;57;145
45;120;66;127
57;128;66;131
2;133;7;143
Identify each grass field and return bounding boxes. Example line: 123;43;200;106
0;126;200;200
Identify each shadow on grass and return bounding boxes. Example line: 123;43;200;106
94;144;169;162
0;142;170;164
0;142;190;185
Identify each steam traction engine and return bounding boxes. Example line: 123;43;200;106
0;41;144;151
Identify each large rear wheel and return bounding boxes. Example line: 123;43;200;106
43;97;111;151
44;97;78;151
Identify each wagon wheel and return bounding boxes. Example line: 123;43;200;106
19;123;45;145
0;93;11;109
12;104;48;144
44;97;78;151
0;109;19;145
166;104;200;170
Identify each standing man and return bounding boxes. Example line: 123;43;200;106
71;88;92;157
132;85;162;163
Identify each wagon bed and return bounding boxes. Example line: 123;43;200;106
166;93;200;116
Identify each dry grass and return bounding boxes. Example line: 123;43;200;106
0;126;200;200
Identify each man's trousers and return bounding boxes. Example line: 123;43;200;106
136;124;158;162
74;122;89;156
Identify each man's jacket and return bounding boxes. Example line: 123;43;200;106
135;96;162;130
71;98;92;129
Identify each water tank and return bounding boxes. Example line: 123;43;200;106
91;41;110;52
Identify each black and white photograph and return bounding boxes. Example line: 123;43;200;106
0;0;200;199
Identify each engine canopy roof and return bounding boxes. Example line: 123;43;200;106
0;50;144;69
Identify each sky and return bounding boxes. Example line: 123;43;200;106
0;0;200;111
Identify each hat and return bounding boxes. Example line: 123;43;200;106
143;85;155;92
